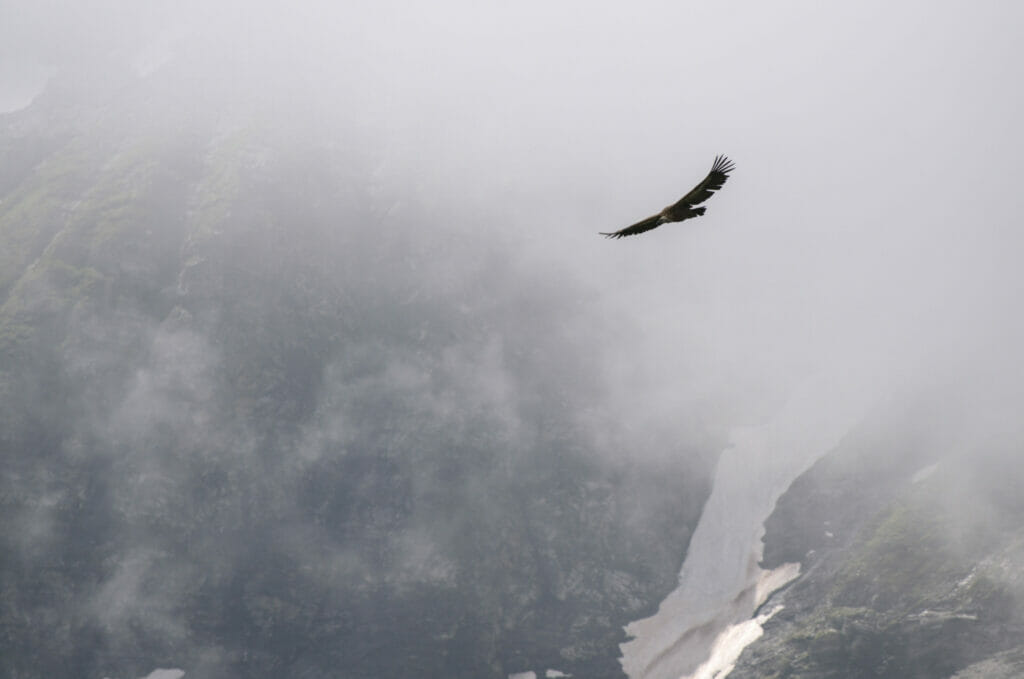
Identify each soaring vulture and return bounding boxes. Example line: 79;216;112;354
601;155;735;239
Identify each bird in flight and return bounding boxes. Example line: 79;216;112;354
601;155;735;239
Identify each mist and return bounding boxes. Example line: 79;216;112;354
2;2;1023;678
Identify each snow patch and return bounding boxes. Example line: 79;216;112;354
754;561;800;610
685;605;783;679
620;373;871;679
142;671;184;679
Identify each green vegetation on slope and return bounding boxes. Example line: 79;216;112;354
730;421;1024;679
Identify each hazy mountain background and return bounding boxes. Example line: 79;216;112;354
1;2;1023;679
0;56;722;678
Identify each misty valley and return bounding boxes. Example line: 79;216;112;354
3;4;1024;679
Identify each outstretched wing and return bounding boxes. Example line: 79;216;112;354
600;213;662;239
665;155;735;218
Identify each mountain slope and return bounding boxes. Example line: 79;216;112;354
729;400;1024;679
0;68;714;679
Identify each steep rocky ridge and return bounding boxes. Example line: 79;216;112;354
729;399;1024;679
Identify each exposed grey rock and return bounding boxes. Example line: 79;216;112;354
729;406;1024;679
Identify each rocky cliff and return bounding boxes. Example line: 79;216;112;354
729;398;1024;679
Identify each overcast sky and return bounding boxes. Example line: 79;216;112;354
3;0;1022;424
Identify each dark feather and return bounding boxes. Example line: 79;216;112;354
600;213;662;239
602;155;734;239
665;155;734;216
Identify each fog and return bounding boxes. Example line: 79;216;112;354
2;1;1024;677
5;1;1022;377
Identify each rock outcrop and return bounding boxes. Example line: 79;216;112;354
729;401;1024;679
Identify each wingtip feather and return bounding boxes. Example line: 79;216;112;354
712;155;735;174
